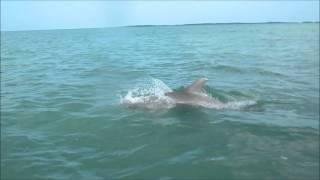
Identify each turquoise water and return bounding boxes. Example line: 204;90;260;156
1;23;319;179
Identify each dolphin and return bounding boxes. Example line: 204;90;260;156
164;78;224;109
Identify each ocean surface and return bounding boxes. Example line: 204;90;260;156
1;23;319;179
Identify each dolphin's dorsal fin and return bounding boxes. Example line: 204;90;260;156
185;78;208;94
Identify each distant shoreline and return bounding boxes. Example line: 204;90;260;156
126;21;320;28
2;21;319;32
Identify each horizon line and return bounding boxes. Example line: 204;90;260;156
2;21;319;32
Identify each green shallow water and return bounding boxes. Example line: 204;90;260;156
1;23;319;179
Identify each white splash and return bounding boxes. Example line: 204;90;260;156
223;100;257;110
192;99;256;110
120;78;175;110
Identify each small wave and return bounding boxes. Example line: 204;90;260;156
210;64;287;77
211;65;244;73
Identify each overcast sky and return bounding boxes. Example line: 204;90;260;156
1;1;319;31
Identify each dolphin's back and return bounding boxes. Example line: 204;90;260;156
165;91;197;104
164;78;223;107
